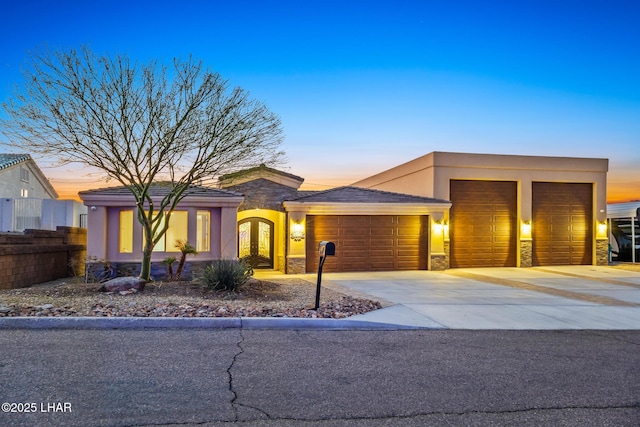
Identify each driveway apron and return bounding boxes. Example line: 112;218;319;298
319;266;640;330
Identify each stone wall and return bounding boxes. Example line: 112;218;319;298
86;259;213;282
596;239;609;266
0;227;86;290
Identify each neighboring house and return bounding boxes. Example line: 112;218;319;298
0;153;58;199
0;153;86;232
0;153;86;231
79;184;244;279
79;152;611;278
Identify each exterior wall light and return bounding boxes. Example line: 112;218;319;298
521;220;532;239
290;222;305;242
597;221;608;238
432;219;444;234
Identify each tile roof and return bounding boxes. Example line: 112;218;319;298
224;178;302;211
290;186;450;204
79;183;243;198
219;164;304;183
0;153;31;170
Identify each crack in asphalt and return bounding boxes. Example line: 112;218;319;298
588;330;640;346
227;326;244;422
228;323;272;422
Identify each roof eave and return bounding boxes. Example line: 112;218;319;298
283;201;452;215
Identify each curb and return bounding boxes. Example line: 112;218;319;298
0;316;429;330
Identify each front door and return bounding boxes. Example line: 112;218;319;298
238;217;274;269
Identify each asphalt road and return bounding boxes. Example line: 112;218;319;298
0;329;638;426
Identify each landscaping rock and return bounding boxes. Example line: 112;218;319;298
98;277;146;293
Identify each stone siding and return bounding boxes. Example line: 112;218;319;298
287;257;306;274
596;239;609;266
86;259;213;282
430;254;447;271
520;240;533;268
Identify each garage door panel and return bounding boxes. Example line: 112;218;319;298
398;239;420;246
532;182;592;266
450;180;517;268
370;228;394;237
370;250;396;258
306;215;427;272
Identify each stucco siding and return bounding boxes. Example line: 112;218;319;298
0;162;57;199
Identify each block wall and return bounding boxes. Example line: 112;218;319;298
0;227;86;289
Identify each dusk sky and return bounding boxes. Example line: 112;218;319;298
1;0;638;202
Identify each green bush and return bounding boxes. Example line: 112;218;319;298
200;259;253;291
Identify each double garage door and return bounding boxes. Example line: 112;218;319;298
450;180;592;268
305;215;428;273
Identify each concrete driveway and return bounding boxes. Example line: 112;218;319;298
319;266;640;330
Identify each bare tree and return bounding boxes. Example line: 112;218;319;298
1;47;284;281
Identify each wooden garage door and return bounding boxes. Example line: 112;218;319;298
532;182;592;266
450;180;517;268
305;215;428;273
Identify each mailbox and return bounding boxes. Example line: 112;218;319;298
318;241;336;257
313;241;336;309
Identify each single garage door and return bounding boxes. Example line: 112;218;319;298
532;182;593;266
450;180;517;268
305;215;428;273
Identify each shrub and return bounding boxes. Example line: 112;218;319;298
200;259;253;292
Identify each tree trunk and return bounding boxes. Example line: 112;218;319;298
176;254;187;280
140;244;154;281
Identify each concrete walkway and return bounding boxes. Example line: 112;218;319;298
314;266;640;330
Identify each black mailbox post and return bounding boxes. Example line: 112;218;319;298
314;241;335;309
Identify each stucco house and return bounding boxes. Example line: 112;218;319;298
79;151;610;278
79;184;244;279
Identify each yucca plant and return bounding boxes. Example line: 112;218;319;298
200;259;253;292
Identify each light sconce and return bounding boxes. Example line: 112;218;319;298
432;219;445;234
290;222;305;242
597;221;608;237
521;220;532;238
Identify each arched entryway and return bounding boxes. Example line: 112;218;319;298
238;217;274;268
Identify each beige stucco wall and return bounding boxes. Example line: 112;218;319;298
355;152;608;218
353;152;609;267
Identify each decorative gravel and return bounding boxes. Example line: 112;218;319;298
0;278;382;319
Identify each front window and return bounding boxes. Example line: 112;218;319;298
144;210;189;252
158;211;188;252
119;210;133;253
196;211;210;251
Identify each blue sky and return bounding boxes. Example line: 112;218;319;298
1;0;638;201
